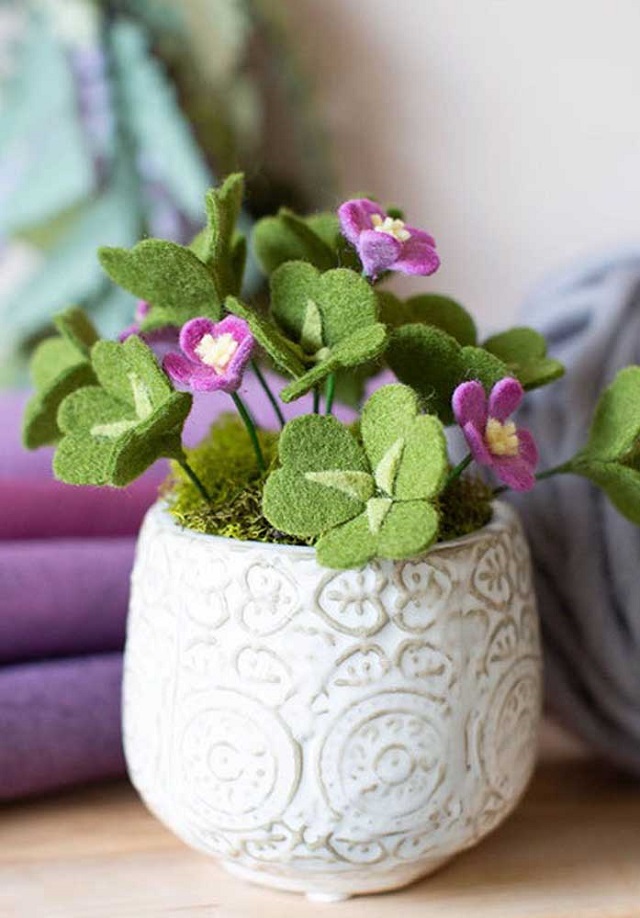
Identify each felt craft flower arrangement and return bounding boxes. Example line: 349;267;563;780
22;174;640;569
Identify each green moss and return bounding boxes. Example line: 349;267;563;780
165;415;311;545
436;474;493;542
165;416;494;549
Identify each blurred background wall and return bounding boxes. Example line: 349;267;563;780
279;0;640;327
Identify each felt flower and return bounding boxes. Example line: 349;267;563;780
263;385;448;569
452;377;538;491
119;301;150;341
338;198;440;279
163;316;254;393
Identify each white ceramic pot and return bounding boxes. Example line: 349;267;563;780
123;500;542;901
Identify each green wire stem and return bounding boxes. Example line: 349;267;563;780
252;360;285;429
231;392;266;473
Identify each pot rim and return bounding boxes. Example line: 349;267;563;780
147;498;518;559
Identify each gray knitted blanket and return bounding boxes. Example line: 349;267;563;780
511;249;640;775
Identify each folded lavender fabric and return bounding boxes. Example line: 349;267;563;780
0;653;125;801
0;538;133;664
0;478;158;540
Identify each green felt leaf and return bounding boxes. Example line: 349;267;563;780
361;384;448;500
460;346;510;389
271;263;378;349
53;336;192;487
314;512;377;569
580;366;640;461
262;414;369;537
483;327;564;390
379;292;477;346
271;263;385;402
263;384;447;568
252;209;337;275
224;297;306;378
279;324;387;403
385;324;460;423
23;308;99;449
563;369;640;524
201;174;246;298
316;500;439;569
386;325;508;424
99;239;221;330
571;460;640;525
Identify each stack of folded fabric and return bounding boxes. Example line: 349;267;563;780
0;391;161;800
0;379;355;800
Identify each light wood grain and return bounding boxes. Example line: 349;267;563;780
1;722;639;918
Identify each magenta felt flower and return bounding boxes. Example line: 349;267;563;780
338;198;440;280
452;377;538;492
163;316;254;393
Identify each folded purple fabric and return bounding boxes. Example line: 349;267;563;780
0;653;125;800
0;538;133;664
0;479;159;541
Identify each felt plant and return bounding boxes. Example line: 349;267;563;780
21;174;640;570
262;385;448;568
269;262;387;402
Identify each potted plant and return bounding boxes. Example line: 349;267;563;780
23;175;640;901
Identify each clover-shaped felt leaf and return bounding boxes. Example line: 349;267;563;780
569;367;640;523
378;291;478;346
252;209;338;275
483;327;564;390
263;384;448;568
99;239;221;330
53;336;192;487
386;324;507;424
225;297;306;379
361;384;448;500
23;308;99;449
270;262;387;402
262;414;373;538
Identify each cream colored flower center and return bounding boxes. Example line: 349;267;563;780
195;332;238;374
371;213;411;242
485;418;519;457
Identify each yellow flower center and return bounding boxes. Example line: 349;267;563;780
485;418;519;457
371;213;411;242
194;332;239;374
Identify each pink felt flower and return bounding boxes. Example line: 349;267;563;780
338;198;440;280
163;316;254;393
452;377;538;492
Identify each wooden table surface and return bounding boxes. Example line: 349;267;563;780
2;723;639;918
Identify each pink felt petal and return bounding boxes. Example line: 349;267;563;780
516;427;539;468
404;225;436;247
488;377;523;422
337;199;386;246
163;352;196;387
462;421;493;466
215;314;252;344
135;300;150;321
358;229;402;277
393;230;440;276
492;454;536;492
179;317;217;361
185;365;228;392
452;381;488;429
